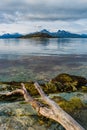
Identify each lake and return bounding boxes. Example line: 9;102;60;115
0;38;87;57
0;38;87;81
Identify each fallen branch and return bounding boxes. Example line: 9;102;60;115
4;82;85;130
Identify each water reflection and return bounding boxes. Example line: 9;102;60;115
57;38;71;44
33;38;50;46
0;38;87;57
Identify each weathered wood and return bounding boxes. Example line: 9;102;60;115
4;82;85;130
34;82;85;130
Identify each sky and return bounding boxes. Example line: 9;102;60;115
0;0;87;34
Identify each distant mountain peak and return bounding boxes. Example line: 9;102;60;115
40;29;50;33
57;30;70;34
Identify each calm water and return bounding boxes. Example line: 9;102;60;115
0;38;87;57
0;38;87;81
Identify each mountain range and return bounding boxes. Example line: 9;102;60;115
19;29;87;38
0;33;23;39
0;30;87;39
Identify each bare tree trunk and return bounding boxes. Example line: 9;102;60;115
4;82;85;130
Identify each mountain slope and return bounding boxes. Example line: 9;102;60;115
20;29;87;38
21;30;55;38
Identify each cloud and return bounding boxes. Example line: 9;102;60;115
0;0;87;24
0;0;87;34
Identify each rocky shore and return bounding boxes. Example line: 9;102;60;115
0;73;87;130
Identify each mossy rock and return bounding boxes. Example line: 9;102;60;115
24;82;39;95
0;81;58;101
51;73;87;92
52;96;85;113
51;73;73;83
81;86;87;92
0;73;87;102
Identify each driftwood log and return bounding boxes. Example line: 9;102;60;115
5;82;85;130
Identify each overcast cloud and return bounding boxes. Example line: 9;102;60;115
0;0;87;34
